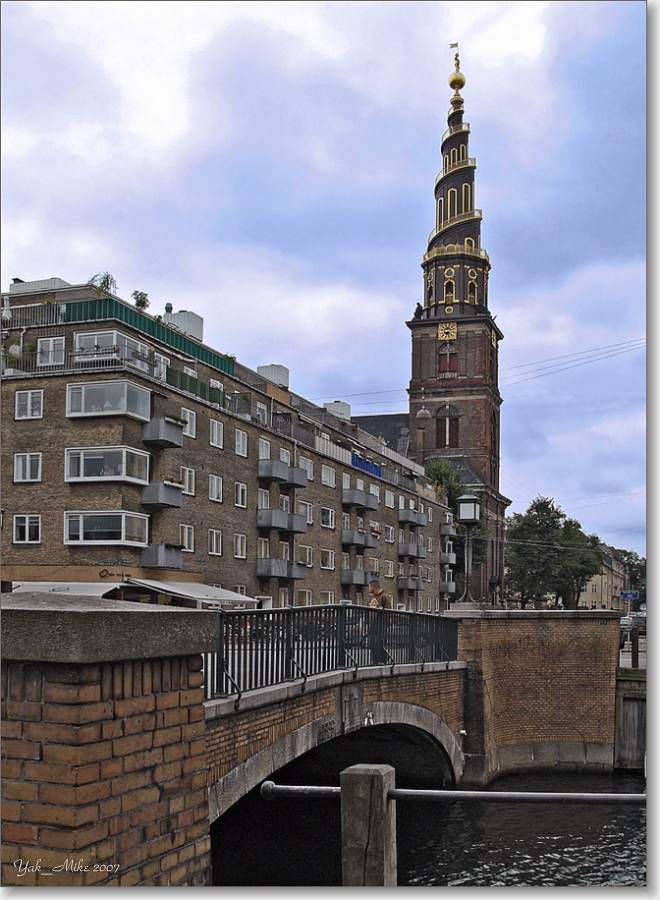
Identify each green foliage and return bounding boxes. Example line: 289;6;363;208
425;460;464;508
505;496;601;609
132;290;149;310
88;271;117;296
617;549;646;608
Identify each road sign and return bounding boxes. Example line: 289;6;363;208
620;591;639;600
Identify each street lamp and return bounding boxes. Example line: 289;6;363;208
456;493;480;603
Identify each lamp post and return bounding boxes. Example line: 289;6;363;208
456;493;480;603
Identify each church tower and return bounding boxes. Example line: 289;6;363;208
408;51;509;601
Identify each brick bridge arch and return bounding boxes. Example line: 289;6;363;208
205;664;467;821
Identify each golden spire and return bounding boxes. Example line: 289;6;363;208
448;43;466;93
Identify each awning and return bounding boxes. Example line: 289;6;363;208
10;581;123;596
124;578;260;607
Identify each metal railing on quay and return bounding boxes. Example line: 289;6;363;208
203;604;459;704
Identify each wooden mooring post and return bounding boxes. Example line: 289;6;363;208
340;764;397;886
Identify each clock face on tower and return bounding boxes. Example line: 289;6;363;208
438;322;457;340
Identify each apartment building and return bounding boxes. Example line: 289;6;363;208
1;277;457;610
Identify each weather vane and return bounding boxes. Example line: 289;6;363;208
450;42;460;71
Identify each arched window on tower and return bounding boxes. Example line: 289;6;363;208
443;154;449;172
465;237;475;249
436;405;459;449
468;281;477;303
438;342;458;374
450;147;458;166
444;281;455;304
462;183;472;213
459;144;467;160
437;197;444;227
448;189;457;219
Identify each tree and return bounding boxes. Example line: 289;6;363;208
132;290;149;310
505;497;601;609
425;459;487;574
88;272;117;296
618;549;646;609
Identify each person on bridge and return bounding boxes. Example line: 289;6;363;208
367;579;391;664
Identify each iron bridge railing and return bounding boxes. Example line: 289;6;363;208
203;604;459;705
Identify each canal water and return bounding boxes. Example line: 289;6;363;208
212;771;645;886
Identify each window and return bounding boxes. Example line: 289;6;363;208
355;555;364;571
342;512;351;530
342;552;350;570
278;587;290;607
280;448;291;465
74;330;148;371
298;545;313;566
154;353;170;381
234;584;247;596
208;529;223;556
279;494;290;513
321;507;336;529
320;591;335;604
256;402;268;425
369;521;380;535
385;490;395;509
297;590;312;607
279;541;290;561
210;378;223;391
384;560;394;578
258;488;270;510
384;525;395;543
66;447;149;483
180;524;195;552
13;515;41;543
37;336;65;367
436;405;459;449
14;453;42;482
66;382;149;420
181;408;196;438
209;475;223;503
399;495;406;510
356;478;364;491
299;500;314;524
210;419;224;448
370;484;380;500
257;537;270;559
235;482;247;508
369;557;379;574
15;390;43;420
234;534;247;558
342;473;351;490
320;549;335;570
428;508;433;523
427;537;433;552
183;366;197;379
65;512;148;545
181;467;195;495
321;465;336;487
299;457;314;480
438;342;458;374
235;429;248;457
259;438;271;460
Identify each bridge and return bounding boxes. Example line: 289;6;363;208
1;594;640;886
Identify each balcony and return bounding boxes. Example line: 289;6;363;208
341;529;378;549
341;570;368;586
398;543;427;559
287;562;308;580
440;580;456;593
257;558;289;579
286;514;308;534
257;459;289;483
440;523;457;536
440;552;457;566
140;544;182;569
142;417;185;449
284;466;308;489
257;509;289;530
398;577;425;592
398;508;428;527
342;489;378;511
141;481;183;509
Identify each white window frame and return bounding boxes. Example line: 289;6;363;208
209;474;223;503
66;382;149;420
299;456;314;480
256;402;268;425
210;419;224;448
259;438;271;460
154;352;170;382
181;466;196;496
208;529;223;556
279;494;290;513
181;408;196;438
234;533;247;559
320;591;335;604
297;545;313;566
74;329;149;371
14;452;42;483
320;549;336;570
297;589;312;607
235;429;248;457
385;490;395;509
321;507;336;529
37;336;65;367
279;448;291;465
180;524;195;552
15;390;43;420
384;525;395;543
321;465;336;488
258;488;270;510
64;511;148;546
235;482;248;508
370;484;380;500
384;560;395;578
299;500;314;524
342;473;351;490
13;514;41;544
65;447;149;484
257;537;270;559
428;508;433;522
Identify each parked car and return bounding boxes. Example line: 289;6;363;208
631;613;646;634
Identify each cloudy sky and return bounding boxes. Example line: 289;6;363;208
1;1;647;556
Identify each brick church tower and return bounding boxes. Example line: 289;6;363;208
407;51;509;601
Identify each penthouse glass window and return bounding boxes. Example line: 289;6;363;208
65;512;148;545
66;382;150;420
65;447;149;483
74;330;149;371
